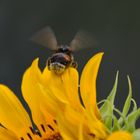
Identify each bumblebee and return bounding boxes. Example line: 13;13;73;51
31;26;95;74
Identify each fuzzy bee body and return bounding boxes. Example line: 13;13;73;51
47;46;77;74
31;26;95;74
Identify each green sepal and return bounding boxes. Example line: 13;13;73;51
132;129;140;140
113;107;128;130
112;115;121;131
131;98;137;112
100;71;119;130
118;76;132;126
125;108;140;132
122;76;132;116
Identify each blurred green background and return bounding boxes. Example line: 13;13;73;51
0;0;140;126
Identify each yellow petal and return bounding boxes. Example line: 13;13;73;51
42;66;69;103
107;131;133;140
39;83;68;117
42;66;82;110
57;106;82;140
22;58;78;136
21;58;49;133
86;110;107;139
57;105;96;140
0;127;18;140
80;52;104;119
39;84;67;131
61;68;82;110
0;85;32;137
79;122;84;140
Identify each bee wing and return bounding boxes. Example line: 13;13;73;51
31;26;58;50
70;30;97;51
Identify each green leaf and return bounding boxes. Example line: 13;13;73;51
131;98;137;112
122;76;132;116
113;107;128;130
112;115;121;131
133;129;140;140
100;71;119;130
101;101;113;130
125;108;140;132
118;76;132;126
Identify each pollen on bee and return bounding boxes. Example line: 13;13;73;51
49;62;66;74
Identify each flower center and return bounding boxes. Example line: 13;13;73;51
20;125;62;140
43;132;62;140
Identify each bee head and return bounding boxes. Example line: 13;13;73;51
57;45;72;54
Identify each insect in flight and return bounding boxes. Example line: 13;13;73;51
31;26;96;74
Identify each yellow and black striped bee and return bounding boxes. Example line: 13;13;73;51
31;26;95;74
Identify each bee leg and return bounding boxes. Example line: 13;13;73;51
46;57;51;70
71;61;78;69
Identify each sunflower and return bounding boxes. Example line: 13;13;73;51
0;52;139;140
52;53;138;140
